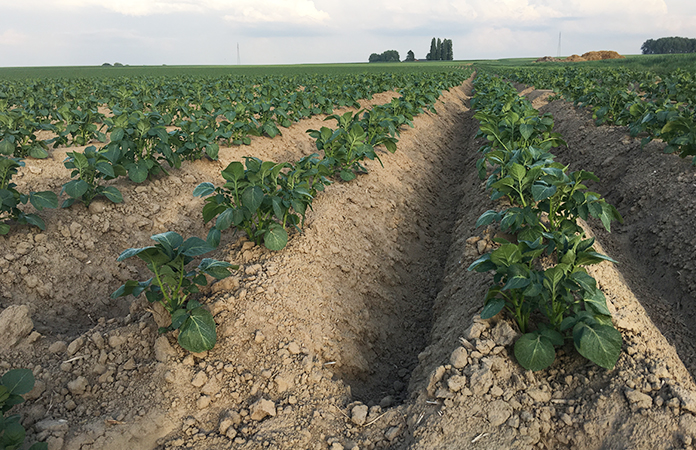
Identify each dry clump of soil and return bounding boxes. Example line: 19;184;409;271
3;77;696;450
535;51;625;63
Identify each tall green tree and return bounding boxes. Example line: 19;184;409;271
405;50;415;62
641;36;696;54
443;39;453;60
436;38;442;60
427;37;437;60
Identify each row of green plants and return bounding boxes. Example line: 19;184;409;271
487;65;696;164
106;105;402;351
1;68;472;447
109;77;468;353
468;73;624;371
0;71;469;160
1;69;472;234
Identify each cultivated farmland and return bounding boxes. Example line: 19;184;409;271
2;61;696;449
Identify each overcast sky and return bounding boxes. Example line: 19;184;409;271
1;0;695;67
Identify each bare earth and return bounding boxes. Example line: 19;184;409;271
3;79;696;450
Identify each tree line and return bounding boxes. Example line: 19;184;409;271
641;37;696;54
426;38;453;61
368;50;401;63
368;37;453;63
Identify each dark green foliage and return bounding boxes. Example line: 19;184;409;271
1;369;48;450
427;38;437;61
0;146;58;235
368;50;401;63
426;38;453;61
468;73;623;372
111;231;237;353
61;146;123;207
642;37;696;54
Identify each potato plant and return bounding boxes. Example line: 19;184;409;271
308;111;384;181
0;110;50;159
1;369;47;450
111;232;237;353
195;156;330;251
469;74;623;372
103;110;179;183
61;146;123;207
0;150;58;235
51;105;107;147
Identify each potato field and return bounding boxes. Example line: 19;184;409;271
2;60;696;450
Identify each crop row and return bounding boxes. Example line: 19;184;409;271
0;71;467;160
468;73;623;371
2;67;473;358
1;68;473;235
487;66;696;164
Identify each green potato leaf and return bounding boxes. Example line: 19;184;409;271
178;308;217;353
573;321;622;369
263;223;288;251
2;368;34;395
514;332;556;371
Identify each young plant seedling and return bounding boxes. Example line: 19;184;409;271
61;146;123;207
0;150;58;234
111;231;238;353
1;368;48;450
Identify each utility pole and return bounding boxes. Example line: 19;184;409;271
237;43;241;65
557;32;562;58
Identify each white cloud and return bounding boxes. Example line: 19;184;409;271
224;0;329;24
41;0;330;23
0;29;27;46
0;0;695;66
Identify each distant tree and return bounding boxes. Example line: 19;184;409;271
368;50;401;63
642;36;696;54
443;39;453;60
382;50;400;62
405;50;415;62
101;62;112;67
427;37;437;61
424;37;453;61
114;62;124;67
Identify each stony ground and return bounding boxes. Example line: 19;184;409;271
3;77;696;450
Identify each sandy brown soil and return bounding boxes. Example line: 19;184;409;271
3;78;696;450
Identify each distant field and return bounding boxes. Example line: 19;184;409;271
0;60;470;79
472;53;696;74
1;52;694;80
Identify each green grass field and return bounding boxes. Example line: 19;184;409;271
472;53;696;74
0;61;471;79
1;53;695;80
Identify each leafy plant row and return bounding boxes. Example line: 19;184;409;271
0;69;473;234
194;87;446;251
468;73;624;372
0;70;470;159
106;70;472;353
485;65;696;164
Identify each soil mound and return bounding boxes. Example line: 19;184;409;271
581;50;625;61
536;51;625;63
565;54;585;62
534;56;560;63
